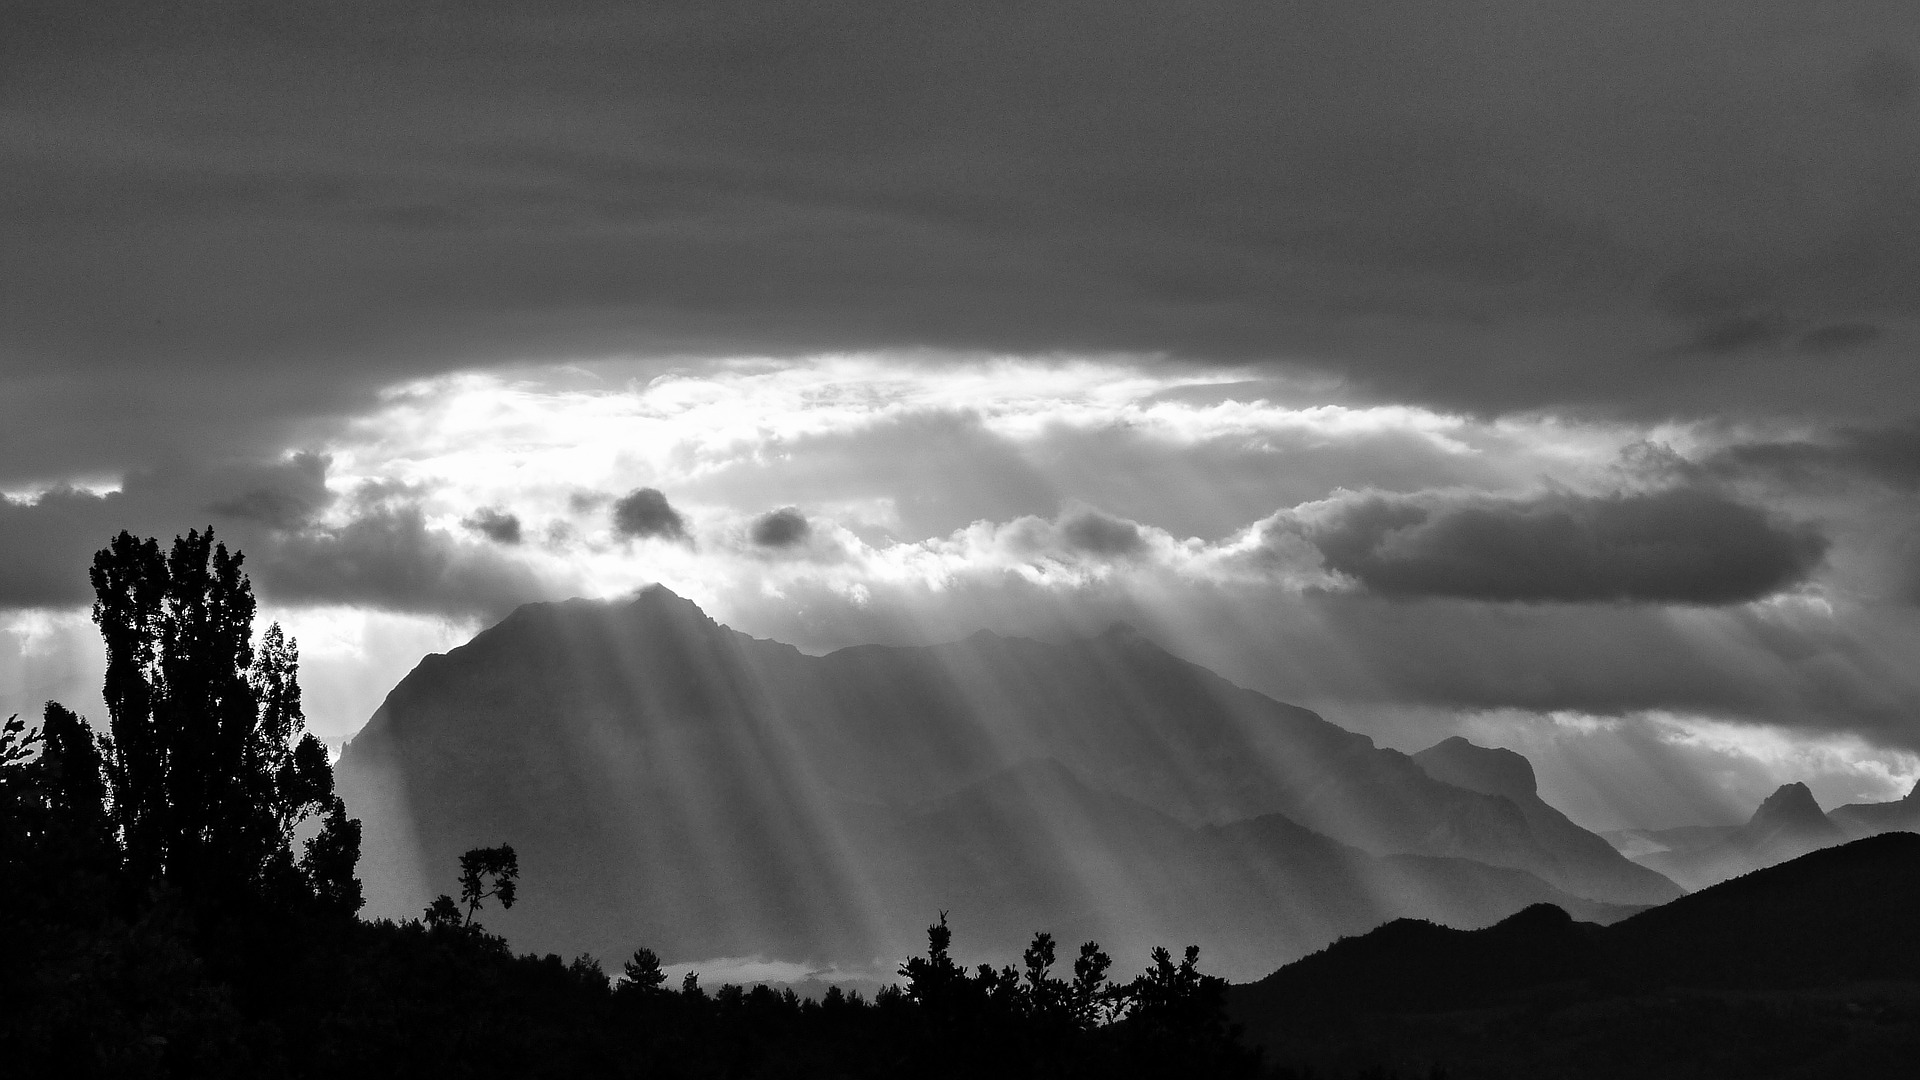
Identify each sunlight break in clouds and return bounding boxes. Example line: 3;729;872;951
332;353;1652;548
6;350;1917;833
292;354;1692;627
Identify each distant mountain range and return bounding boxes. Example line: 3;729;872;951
1604;778;1920;891
337;587;1677;979
1228;833;1920;1078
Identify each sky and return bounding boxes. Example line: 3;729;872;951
5;1;1920;830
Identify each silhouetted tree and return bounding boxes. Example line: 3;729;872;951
34;703;112;848
900;910;970;1018
86;528;360;912
1115;944;1257;1075
0;708;114;886
425;843;519;931
458;844;518;927
620;946;669;995
1069;940;1115;1029
1020;932;1069;1024
423;893;464;930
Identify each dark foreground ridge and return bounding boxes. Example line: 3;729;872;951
1229;832;1920;1078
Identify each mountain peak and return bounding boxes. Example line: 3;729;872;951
1746;782;1833;835
1412;736;1538;802
633;582;690;605
624;583;722;624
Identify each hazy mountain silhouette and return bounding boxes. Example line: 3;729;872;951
1832;779;1920;835
1229;833;1920;1078
848;757;1640;973
337;587;1671;977
1632;781;1849;891
1412;736;1671;906
1608;777;1920;892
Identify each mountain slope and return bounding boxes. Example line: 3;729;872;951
1229;833;1920;1078
1832;780;1920;836
337;588;1671;975
1412;736;1677;907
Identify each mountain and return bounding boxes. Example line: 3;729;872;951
1634;781;1848;891
1229;833;1920;1078
1832;780;1920;836
840;756;1637;975
336;588;1672;978
1412;736;1672;907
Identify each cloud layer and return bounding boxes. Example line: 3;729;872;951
7;2;1920;488
3;356;1917;831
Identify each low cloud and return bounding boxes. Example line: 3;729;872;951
611;488;687;541
1284;487;1827;605
951;509;1182;576
749;508;810;548
462;508;523;546
250;504;551;618
1058;510;1146;557
1710;418;1920;491
0;458;562;618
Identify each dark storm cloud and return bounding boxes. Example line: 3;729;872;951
461;507;523;546
0;458;554;616
206;452;335;530
1296;594;1920;747
1293;487;1828;605
1058;510;1146;557
749;508;809;549
8;0;1920;489
1710;418;1920;490
610;488;686;541
0;486;131;607
251;504;547;618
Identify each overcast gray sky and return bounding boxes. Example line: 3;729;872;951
5;1;1919;828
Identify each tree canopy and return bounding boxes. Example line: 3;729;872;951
75;527;361;914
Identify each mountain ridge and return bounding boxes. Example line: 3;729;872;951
1228;833;1920;1077
337;590;1676;978
1627;779;1866;891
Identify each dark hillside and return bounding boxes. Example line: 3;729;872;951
1229;834;1920;1079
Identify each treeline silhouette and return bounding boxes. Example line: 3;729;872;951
0;531;1271;1079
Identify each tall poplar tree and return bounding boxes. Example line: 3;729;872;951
89;528;361;913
